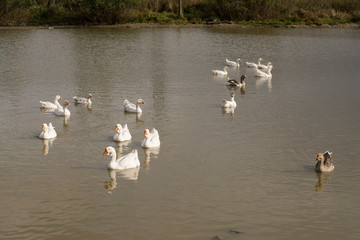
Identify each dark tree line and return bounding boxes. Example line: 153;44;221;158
1;0;359;26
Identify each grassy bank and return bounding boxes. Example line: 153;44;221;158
1;0;360;27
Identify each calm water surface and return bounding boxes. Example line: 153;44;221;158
0;27;360;240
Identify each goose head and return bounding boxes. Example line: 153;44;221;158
63;100;70;108
115;124;124;132
240;75;247;84
316;153;325;162
144;129;150;137
56;95;62;100
88;93;93;99
42;123;48;131
103;147;115;156
236;58;242;63
137;99;146;105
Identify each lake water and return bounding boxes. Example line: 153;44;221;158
0;26;359;240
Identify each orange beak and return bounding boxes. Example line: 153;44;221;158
115;125;119;131
59;97;62;100
42;125;45;130
144;130;148;136
142;101;146;104
103;149;108;155
66;100;69;105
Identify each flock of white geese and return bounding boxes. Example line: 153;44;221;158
212;57;334;173
39;93;160;171
38;57;334;174
212;57;274;112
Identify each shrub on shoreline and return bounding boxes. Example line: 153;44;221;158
0;0;359;26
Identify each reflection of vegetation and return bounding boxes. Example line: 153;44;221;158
1;0;359;26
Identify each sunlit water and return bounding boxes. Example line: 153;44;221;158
0;27;360;240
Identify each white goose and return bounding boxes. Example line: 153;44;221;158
246;58;263;68
258;61;271;70
124;99;145;113
255;63;273;78
113;124;132;142
212;66;229;76
225;58;242;67
315;151;335;173
258;62;272;71
227;75;247;87
73;93;93;104
222;93;236;109
40;95;62;110
38;123;57;139
55;100;71;116
141;128;160;148
103;147;140;170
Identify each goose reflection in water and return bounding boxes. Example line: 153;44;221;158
143;147;160;171
42;138;55;155
227;85;246;95
115;140;131;154
104;168;140;190
315;172;332;192
124;112;144;124
240;85;246;95
222;107;235;118
226;84;246;96
63;115;70;127
256;77;272;90
40;108;57;113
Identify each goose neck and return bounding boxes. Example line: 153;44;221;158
109;149;117;163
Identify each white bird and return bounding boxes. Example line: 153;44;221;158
246;58;263;68
40;95;62;110
225;58;242;67
38;123;57;139
55;100;71;116
227;75;247;87
258;61;271;70
212;66;229;76
141;128;160;148
258;61;272;71
124;99;145;113
103;147;140;170
222;93;236;109
255;63;273;78
315;151;335;173
73;93;93;104
113;124;132;142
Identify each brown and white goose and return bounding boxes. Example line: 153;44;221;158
315;151;335;173
227;75;247;87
